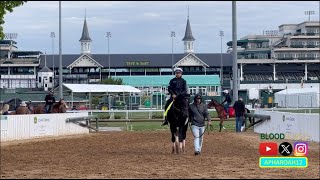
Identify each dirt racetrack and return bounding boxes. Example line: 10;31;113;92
1;131;319;179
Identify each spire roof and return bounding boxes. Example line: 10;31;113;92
182;7;195;41
79;10;92;42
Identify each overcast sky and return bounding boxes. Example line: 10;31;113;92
3;1;320;54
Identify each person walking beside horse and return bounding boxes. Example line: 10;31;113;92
44;91;56;113
233;97;246;133
189;94;211;155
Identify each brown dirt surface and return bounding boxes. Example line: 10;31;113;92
1;131;319;179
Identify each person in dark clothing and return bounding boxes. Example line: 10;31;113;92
189;94;211;155
44;91;56;113
162;67;189;126
222;89;232;119
233;97;246;132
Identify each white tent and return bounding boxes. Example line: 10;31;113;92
63;84;141;93
275;88;320;108
63;84;141;109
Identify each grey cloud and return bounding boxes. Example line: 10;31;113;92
3;1;319;54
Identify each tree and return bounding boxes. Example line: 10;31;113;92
100;77;123;85
0;1;27;40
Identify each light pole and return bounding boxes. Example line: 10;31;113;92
59;1;63;99
232;1;238;102
171;31;175;75
4;33;18;61
219;30;224;88
106;32;111;78
304;10;315;21
50;32;55;90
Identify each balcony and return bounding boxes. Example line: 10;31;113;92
290;45;304;48
58;74;88;80
297;57;316;60
277;57;294;60
306;45;317;48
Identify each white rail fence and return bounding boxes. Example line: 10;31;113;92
68;107;318;120
1;112;89;142
254;109;319;142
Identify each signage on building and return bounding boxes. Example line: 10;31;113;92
125;61;150;66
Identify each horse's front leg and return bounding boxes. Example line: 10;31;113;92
175;133;179;154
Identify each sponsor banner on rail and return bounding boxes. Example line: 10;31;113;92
30;116;54;137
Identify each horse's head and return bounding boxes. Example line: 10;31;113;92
173;94;186;107
208;99;221;108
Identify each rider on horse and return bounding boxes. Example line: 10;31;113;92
162;67;189;126
222;89;232;119
44;91;56;113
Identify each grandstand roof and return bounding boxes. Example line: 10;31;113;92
276;88;319;95
39;53;233;68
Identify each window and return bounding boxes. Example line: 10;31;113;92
79;68;83;73
39;77;41;83
45;84;47;88
49;77;52;83
189;87;197;95
199;86;207;96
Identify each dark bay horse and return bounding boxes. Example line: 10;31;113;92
167;94;189;154
207;99;253;132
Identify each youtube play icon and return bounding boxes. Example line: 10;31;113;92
259;142;278;156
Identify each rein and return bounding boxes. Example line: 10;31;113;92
172;102;181;121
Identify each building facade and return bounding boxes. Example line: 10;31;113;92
1;15;319;107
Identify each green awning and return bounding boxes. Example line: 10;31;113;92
119;75;220;87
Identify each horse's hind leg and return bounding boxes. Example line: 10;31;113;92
219;118;226;132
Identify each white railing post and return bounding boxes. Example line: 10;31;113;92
126;110;129;119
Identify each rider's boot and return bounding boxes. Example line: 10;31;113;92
161;118;169;126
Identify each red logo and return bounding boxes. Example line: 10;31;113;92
259;142;278;156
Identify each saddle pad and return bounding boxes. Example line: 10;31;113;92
164;101;174;117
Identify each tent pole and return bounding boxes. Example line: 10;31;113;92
89;91;92;109
71;91;73;108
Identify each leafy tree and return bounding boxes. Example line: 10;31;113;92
100;77;123;85
0;1;26;39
